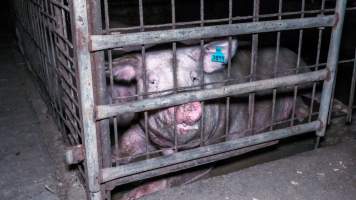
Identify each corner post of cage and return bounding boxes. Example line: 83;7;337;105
87;0;112;197
316;0;348;137
87;0;111;170
70;0;102;199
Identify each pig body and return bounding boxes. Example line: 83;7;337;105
111;41;310;199
109;80;137;127
114;44;307;155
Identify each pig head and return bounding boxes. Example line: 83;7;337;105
111;40;238;149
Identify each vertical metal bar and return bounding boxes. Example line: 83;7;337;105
270;0;283;131
108;49;119;167
199;0;206;146
316;0;347;139
70;0;102;199
88;0;111;169
40;0;52;99
290;0;305;127
59;0;77;134
171;0;178;151
103;0;117;168
248;0;259;135
309;27;324;122
37;1;51;96
48;0;65;140
309;0;325;122
225;0;233;139
328;87;337;124
103;0;110;31
138;0;150;159
54;0;72;137
347;49;356;123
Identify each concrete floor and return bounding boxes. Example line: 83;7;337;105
0;7;85;200
0;37;59;200
143;137;356;200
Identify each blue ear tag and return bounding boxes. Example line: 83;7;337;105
211;47;225;63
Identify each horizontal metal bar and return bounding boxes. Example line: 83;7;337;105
96;69;328;120
108;8;336;34
90;15;335;51
104;141;278;189
101;121;321;183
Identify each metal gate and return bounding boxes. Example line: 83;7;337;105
13;0;351;200
12;0;87;182
75;0;347;199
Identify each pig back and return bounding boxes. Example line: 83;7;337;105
226;48;304;139
230;48;306;82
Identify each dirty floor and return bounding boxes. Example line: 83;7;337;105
0;5;85;200
143;138;356;200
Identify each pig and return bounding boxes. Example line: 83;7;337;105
109;82;137;126
108;57;139;127
110;40;311;199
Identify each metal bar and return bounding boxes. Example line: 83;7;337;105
225;0;233;139
108;8;337;33
347;50;356;123
171;0;178;151
248;0;259;135
90;15;335;51
271;0;283;131
309;0;326;123
101;121;321;183
96;69;328;120
88;0;111;170
199;0;206;147
316;0;347;137
70;0;102;199
105;141;278;189
291;0;305;127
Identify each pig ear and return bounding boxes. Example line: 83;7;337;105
203;39;238;73
111;56;140;82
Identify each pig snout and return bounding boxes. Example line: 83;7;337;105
174;102;202;125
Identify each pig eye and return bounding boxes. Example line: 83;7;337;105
149;80;156;85
149;78;158;85
148;74;158;85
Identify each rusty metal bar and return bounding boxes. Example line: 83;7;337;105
90;15;335;51
101;120;321;183
96;69;328;120
316;0;347;138
70;0;102;199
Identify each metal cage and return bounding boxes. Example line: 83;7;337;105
12;0;356;200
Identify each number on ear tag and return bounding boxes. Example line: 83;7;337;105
211;47;225;63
